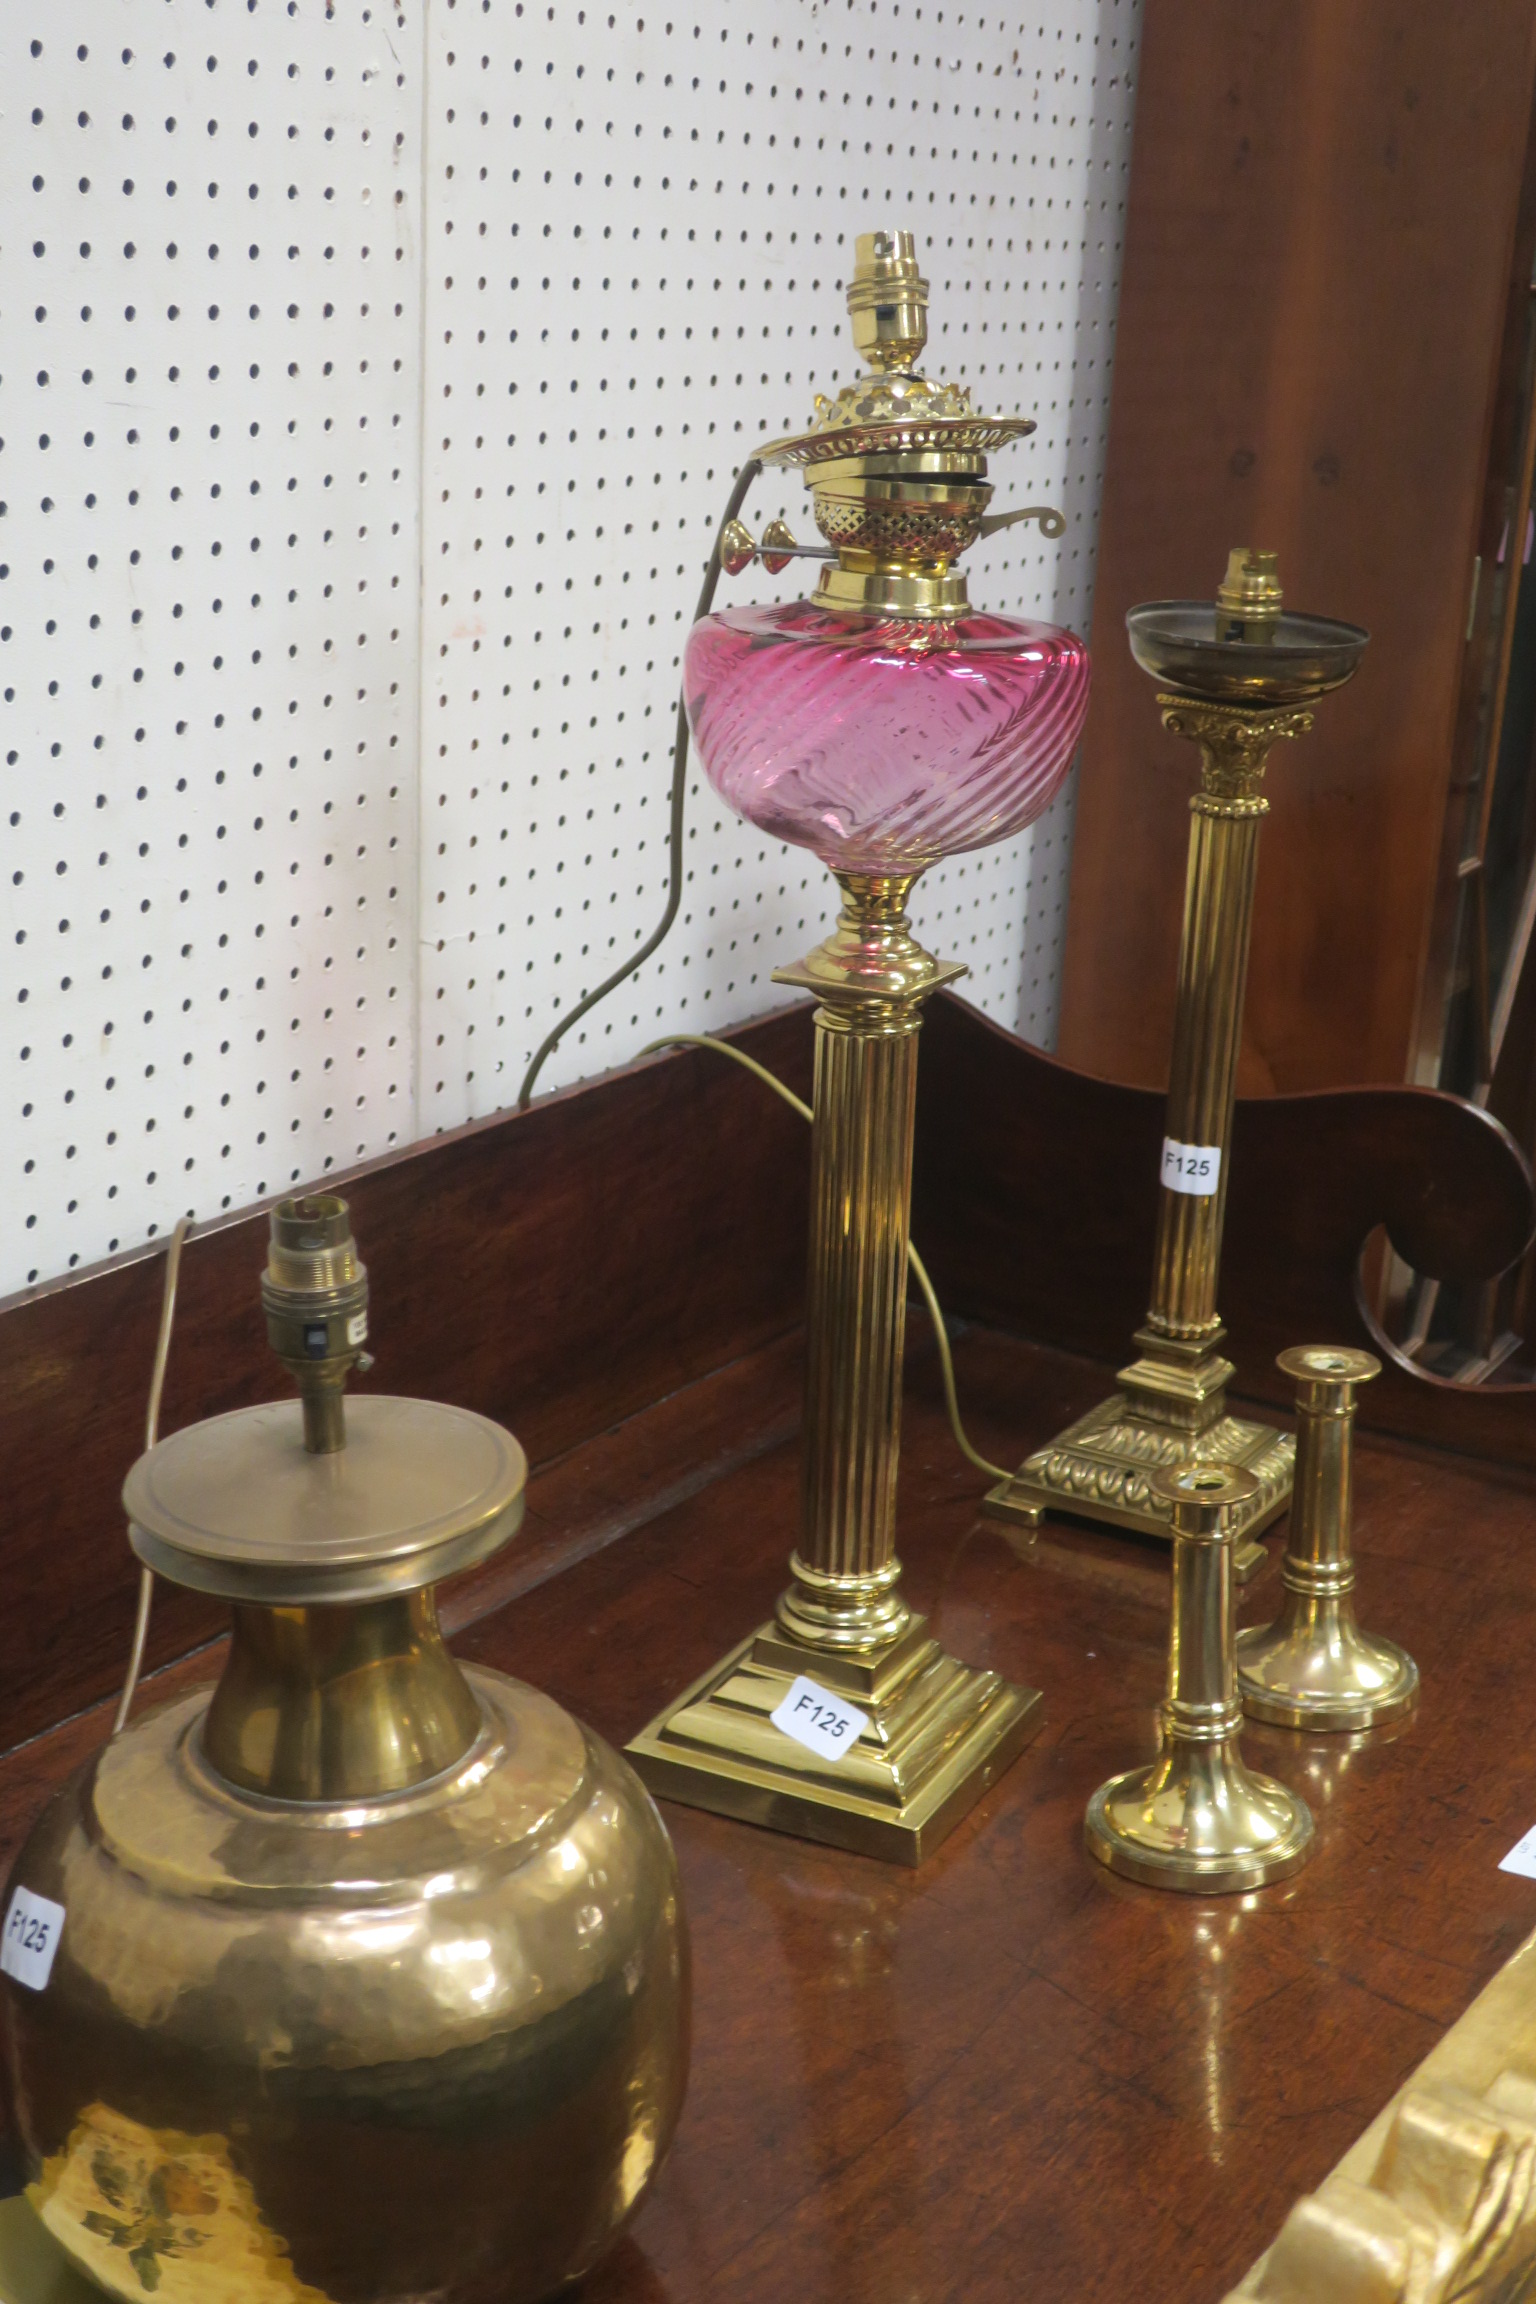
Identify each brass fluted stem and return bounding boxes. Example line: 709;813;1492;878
1142;700;1311;1345
794;1014;919;1621
775;871;962;1655
1147;788;1266;1343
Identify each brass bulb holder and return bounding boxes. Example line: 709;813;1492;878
1;1198;690;2304
260;1192;370;1452
629;871;1042;1864
1237;1346;1419;1731
737;227;1055;619
987;551;1370;1575
1086;1464;1315;1894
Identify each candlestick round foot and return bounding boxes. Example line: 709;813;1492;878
1236;1619;1419;1731
1085;1748;1314;1894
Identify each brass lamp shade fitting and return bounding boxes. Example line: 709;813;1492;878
627;231;1093;1863
987;551;1369;1574
1086;1463;1315;1894
1237;1346;1419;1730
0;1196;690;2304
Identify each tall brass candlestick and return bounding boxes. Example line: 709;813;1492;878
988;552;1368;1573
630;877;1042;1863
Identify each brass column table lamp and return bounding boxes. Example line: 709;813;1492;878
1237;1345;1418;1729
0;1197;689;2304
1086;1463;1314;1892
627;230;1092;1862
987;552;1369;1572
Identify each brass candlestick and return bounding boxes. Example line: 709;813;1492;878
630;875;1042;1863
1086;1463;1315;1893
988;551;1369;1574
1237;1346;1418;1729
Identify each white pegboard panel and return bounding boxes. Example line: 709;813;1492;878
417;0;1141;1128
2;0;1140;1296
3;0;425;1291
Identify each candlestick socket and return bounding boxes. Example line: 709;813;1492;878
1216;546;1283;643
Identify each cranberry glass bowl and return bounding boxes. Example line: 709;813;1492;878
684;598;1091;874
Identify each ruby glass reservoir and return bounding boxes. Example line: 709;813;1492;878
686;598;1089;873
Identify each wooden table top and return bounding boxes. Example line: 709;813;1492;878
5;1327;1536;2304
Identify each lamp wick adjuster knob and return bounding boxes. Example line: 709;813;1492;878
719;518;834;578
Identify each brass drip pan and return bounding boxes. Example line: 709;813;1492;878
1128;602;1369;705
124;1394;527;1604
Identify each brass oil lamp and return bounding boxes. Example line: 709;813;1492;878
989;551;1369;1573
0;1197;690;2304
627;230;1092;1863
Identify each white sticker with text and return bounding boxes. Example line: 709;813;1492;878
1161;1139;1222;1197
346;1310;369;1347
770;1676;869;1764
1500;1826;1536;1880
0;1888;65;1992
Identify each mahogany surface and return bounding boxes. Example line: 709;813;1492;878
5;1326;1536;2304
1057;0;1536;1094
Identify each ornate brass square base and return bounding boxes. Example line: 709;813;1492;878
627;1616;1041;1866
982;1392;1294;1582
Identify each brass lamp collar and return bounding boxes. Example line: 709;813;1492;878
735;228;1049;619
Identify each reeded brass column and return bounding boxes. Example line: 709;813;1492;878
1086;1464;1314;1894
629;874;1042;1864
1118;697;1310;1428
988;551;1369;1573
1237;1347;1418;1729
780;874;929;1655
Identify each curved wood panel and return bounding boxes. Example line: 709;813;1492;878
912;994;1536;1465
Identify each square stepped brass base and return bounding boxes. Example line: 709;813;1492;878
627;1616;1041;1866
983;1393;1295;1582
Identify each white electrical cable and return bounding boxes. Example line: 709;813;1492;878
112;1215;193;1736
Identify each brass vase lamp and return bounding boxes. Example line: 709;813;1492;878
1086;1463;1314;1893
988;551;1369;1573
1237;1345;1418;1729
627;229;1092;1864
0;1197;690;2304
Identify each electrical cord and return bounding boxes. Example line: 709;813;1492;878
113;1214;193;1736
517;455;766;1111
638;1033;1015;1487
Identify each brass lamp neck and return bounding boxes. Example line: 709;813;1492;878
203;1591;483;1802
